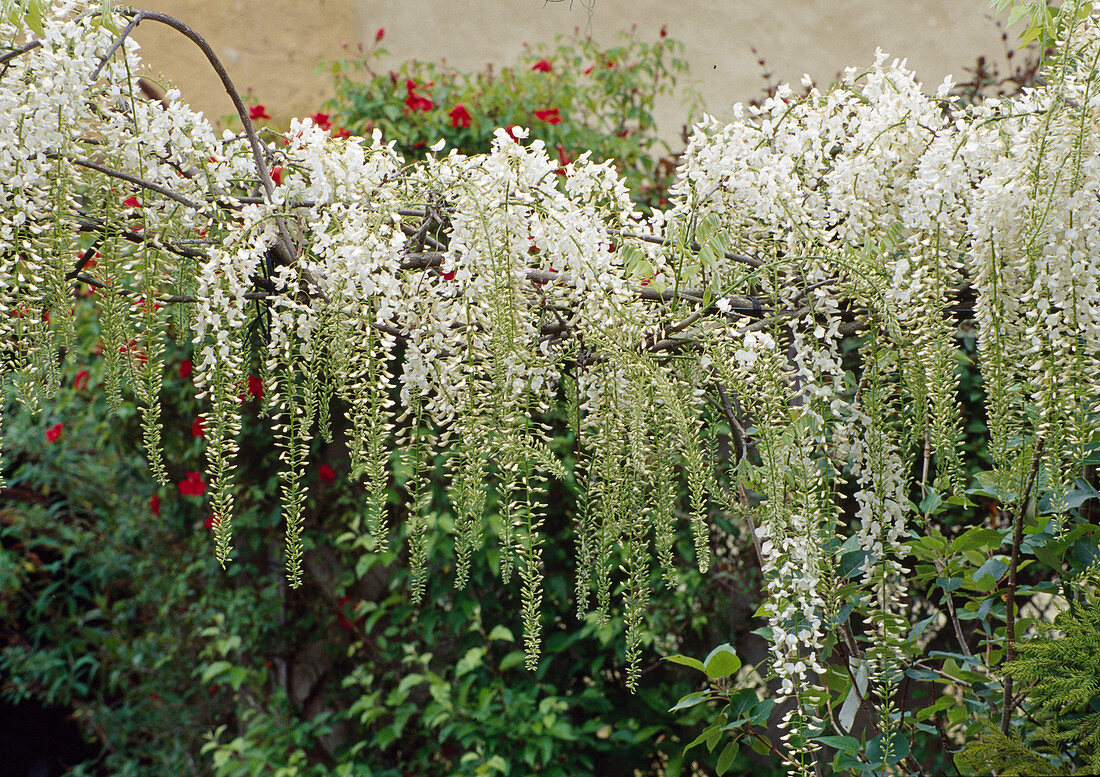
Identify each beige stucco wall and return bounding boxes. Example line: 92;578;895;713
131;0;1014;140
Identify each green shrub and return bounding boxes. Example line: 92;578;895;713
325;27;698;211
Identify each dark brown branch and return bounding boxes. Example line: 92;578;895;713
1000;438;1045;734
54;153;206;211
71;215;208;261
0;38;41;68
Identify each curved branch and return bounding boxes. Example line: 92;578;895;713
94;9;312;293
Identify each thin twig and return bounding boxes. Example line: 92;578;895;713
933;713;962;776
54;152;205;211
1000;438;1045;734
610;229;763;268
71;215;208;261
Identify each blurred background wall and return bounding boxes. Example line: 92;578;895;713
130;0;1013;139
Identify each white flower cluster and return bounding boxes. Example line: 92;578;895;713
4;1;1100;724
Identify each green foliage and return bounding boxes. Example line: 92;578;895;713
327;27;696;210
0;244;723;776
958;582;1100;775
663;645;784;776
989;0;1093;49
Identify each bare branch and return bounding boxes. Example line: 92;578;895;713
98;9;311;295
55;152;206;211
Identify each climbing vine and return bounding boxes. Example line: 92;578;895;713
2;1;1099;773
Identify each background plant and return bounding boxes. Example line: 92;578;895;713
326;26;696;211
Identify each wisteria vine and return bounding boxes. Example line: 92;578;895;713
2;2;1099;769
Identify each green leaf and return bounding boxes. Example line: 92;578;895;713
918;489;943;515
814;734;860;751
716;740;739;775
705;723;723;752
200;660;233;684
499;650;526;672
663;653;706;673
866;732;909;766
972;557;1008;589
456;646;486;677
839;549;870;579
908;614;938;643
24;0;43;35
669;691;709;712
749;698;775;726
488;625;514;642
703;644;741;679
950;527;1004;554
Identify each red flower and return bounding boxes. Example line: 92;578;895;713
150;495;160;516
534;108;562;125
660;24;668;38
337;595;360;630
192;417;205;438
441;268;456;281
45;423;63;443
74;370;90;390
375;27;385;42
309;112;332;130
332;126;352;139
123;195;141;208
179;359;192;379
504;125;521;141
178;471;206;497
247;375;263;402
270;166;284;186
404;79;434;112
249;104;270;121
204;514;217;530
319;463;336;483
118;339;149;365
531;59;551;73
448;104;471;128
555;146;573;176
584;65;595;75
405;93;433;112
